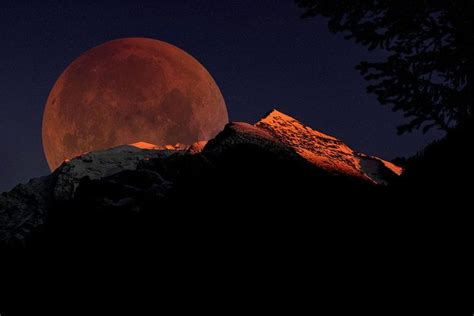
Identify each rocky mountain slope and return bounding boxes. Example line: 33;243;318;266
256;109;402;183
1;109;401;246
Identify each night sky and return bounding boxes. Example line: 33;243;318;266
0;0;442;192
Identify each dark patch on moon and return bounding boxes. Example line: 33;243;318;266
62;133;78;153
159;88;198;145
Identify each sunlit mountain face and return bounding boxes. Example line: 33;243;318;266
255;109;402;183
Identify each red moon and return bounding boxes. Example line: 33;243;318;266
42;38;228;171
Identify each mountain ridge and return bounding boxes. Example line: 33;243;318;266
1;109;401;245
255;109;402;183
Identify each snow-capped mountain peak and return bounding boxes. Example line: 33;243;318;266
255;109;402;184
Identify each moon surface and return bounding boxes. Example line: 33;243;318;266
42;38;228;171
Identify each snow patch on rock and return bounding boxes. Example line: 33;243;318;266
53;144;179;200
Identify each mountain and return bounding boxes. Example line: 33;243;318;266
0;109;401;247
257;109;402;183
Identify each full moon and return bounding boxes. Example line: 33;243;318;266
42;38;228;171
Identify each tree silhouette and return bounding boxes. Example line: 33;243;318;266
296;0;473;134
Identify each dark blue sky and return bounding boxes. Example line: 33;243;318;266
0;0;442;192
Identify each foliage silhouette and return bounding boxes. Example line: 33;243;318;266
296;0;473;134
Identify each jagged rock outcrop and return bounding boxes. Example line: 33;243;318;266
0;175;56;244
